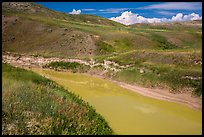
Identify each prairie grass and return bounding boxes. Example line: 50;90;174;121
96;41;115;54
2;63;113;135
150;33;178;50
108;49;201;67
113;62;202;96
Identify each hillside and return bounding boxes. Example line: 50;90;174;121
2;2;202;58
129;20;202;31
2;2;125;27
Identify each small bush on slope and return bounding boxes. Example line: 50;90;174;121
43;61;90;73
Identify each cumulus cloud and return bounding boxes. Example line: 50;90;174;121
69;9;81;14
109;11;169;25
172;13;202;22
109;11;202;25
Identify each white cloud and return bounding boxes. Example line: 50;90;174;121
156;11;176;16
82;9;95;11
98;8;133;13
69;9;81;14
172;13;202;22
109;11;168;25
138;2;202;10
171;13;184;22
109;11;202;25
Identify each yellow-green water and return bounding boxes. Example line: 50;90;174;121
32;68;202;135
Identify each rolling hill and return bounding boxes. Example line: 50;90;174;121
3;2;202;58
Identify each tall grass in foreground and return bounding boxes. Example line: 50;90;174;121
2;63;113;135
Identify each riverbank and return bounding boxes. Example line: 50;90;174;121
2;52;202;111
82;73;202;111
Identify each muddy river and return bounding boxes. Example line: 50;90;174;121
32;68;202;135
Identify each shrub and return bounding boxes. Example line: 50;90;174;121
43;61;90;73
151;33;178;50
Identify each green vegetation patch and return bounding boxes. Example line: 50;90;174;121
96;41;115;54
151;33;178;50
2;63;113;135
114;63;202;96
108;50;201;68
43;61;90;73
114;38;133;52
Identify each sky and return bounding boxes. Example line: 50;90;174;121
35;2;202;25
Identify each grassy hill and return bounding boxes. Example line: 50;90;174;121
129;20;202;31
2;2;125;27
2;2;125;57
3;2;201;58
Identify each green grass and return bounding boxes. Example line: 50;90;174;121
43;61;90;73
94;49;202;96
129;21;202;32
108;49;202;67
3;3;124;28
3;11;123;37
114;38;133;52
150;33;179;50
113;62;202;96
2;63;113;135
96;41;115;54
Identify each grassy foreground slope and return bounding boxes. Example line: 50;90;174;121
2;63;113;135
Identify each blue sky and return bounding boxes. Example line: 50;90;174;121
35;2;202;25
